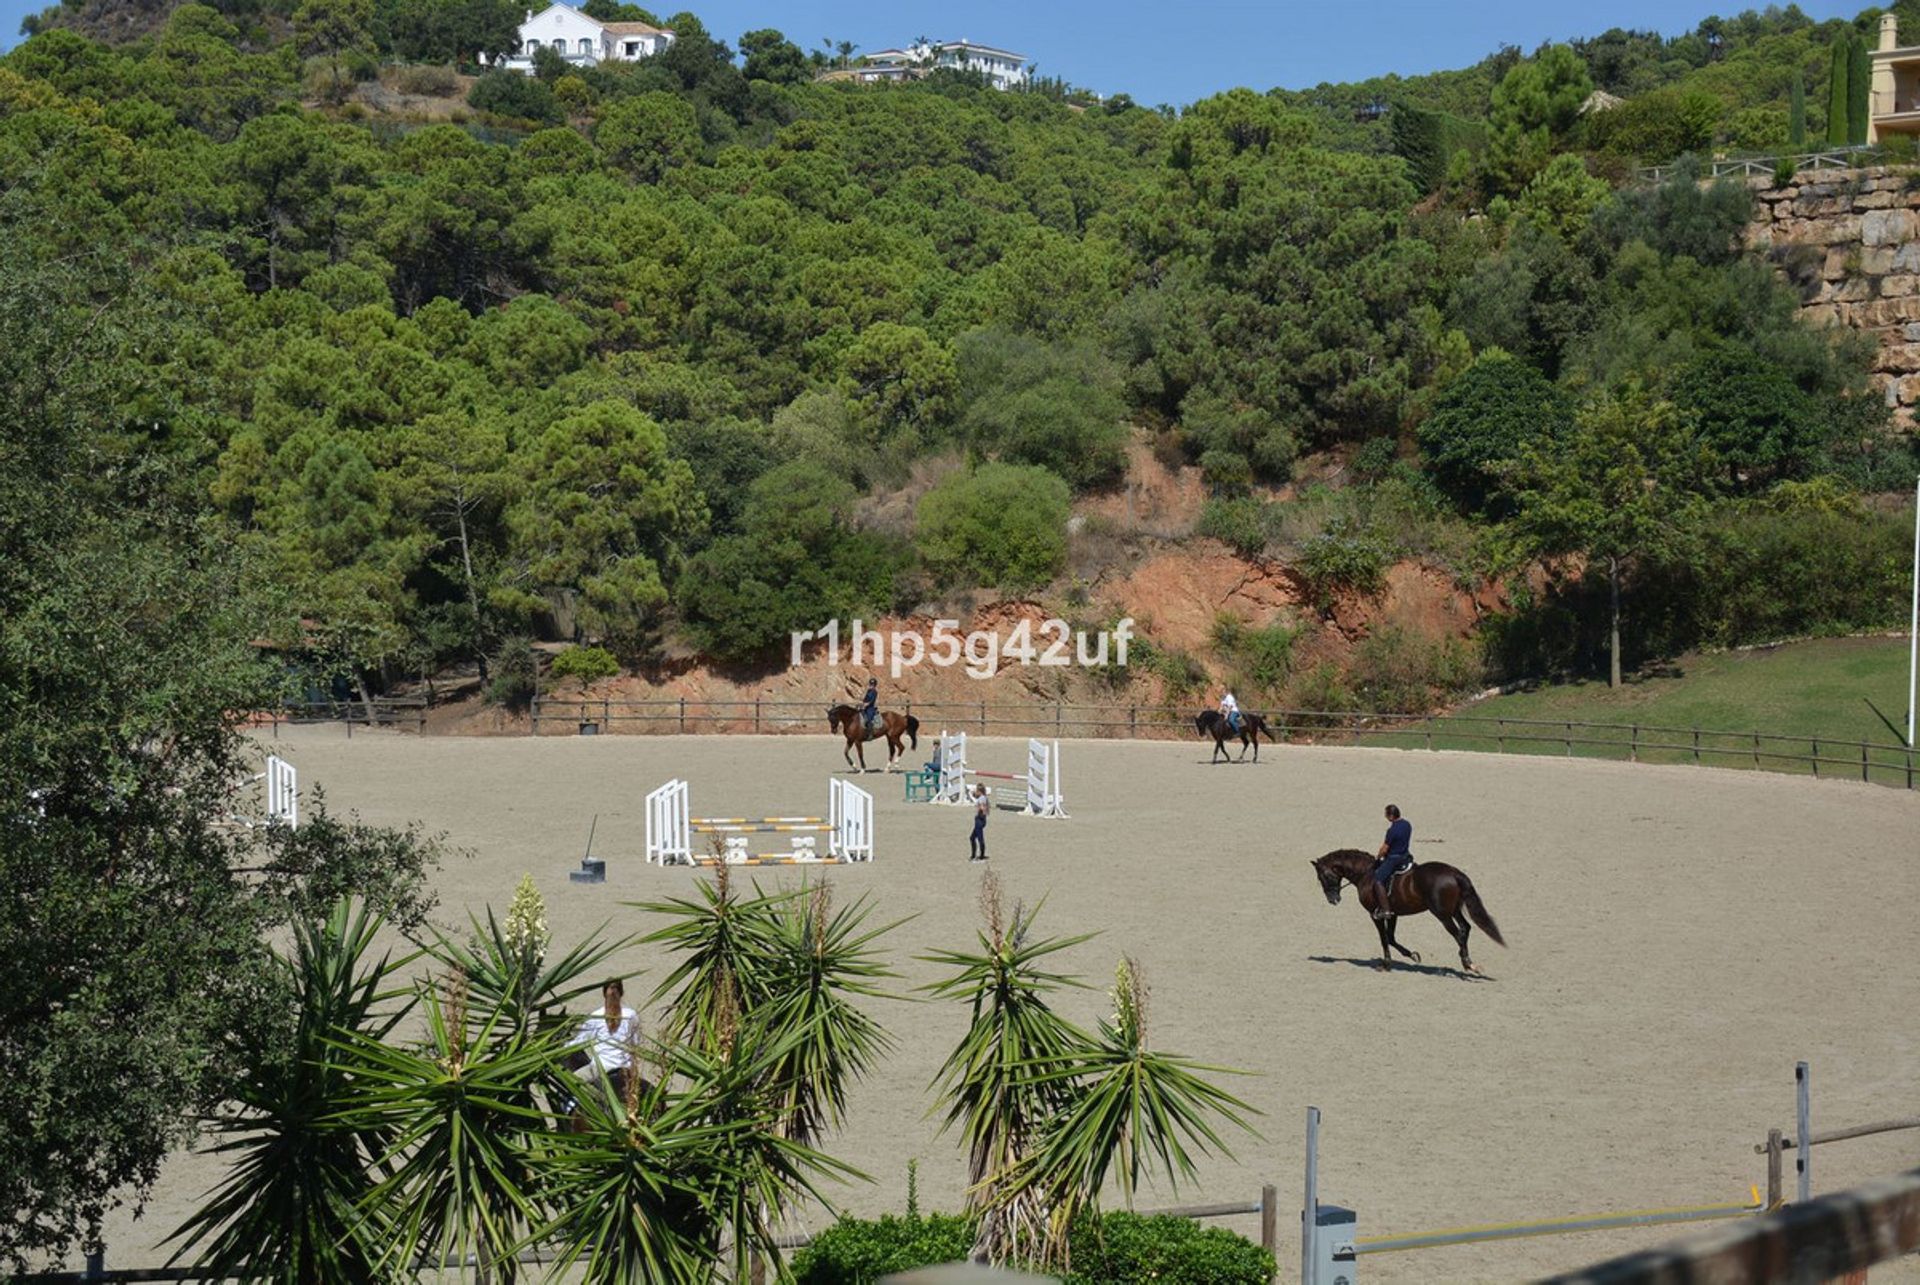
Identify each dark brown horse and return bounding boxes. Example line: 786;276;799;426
1309;848;1506;974
827;704;920;772
1196;709;1271;763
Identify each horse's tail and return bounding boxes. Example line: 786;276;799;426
905;714;919;749
1460;875;1506;948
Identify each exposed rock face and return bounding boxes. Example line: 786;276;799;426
1746;166;1920;424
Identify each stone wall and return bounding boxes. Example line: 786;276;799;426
1746;165;1920;423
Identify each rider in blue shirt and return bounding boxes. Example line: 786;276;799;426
861;678;879;735
1372;804;1413;920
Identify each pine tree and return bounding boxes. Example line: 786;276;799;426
1848;33;1871;145
1790;73;1806;147
1827;36;1851;146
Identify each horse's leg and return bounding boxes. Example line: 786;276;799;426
1251;727;1259;763
1371;909;1393;970
843;735;855;770
1236;732;1248;762
1384;912;1420;964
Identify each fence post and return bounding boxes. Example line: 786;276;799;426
1056;703;1063;736
1129;705;1137;738
1693;728;1700;764
1498;719;1505;753
1565;722;1573;756
1796;1060;1812;1204
1261;1182;1277;1262
980;700;986;734
1754;732;1760;768
754;698;761;734
1862;741;1870;783
1631;725;1638;762
1301;1108;1320;1285
83;1248;103;1281
603;696;609;729
679;696;686;733
1766;1128;1784;1209
531;699;540;737
1813;739;1820;778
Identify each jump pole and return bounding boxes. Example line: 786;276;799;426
644;778;872;867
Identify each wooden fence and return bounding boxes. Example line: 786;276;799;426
1635;144;1884;183
523;697;1920;791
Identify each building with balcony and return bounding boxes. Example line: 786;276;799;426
857;40;1031;92
1871;13;1920;141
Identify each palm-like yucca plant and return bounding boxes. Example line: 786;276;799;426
756;879;905;1150
926;877;1260;1273
640;871;898;1276
169;899;413;1282
437;875;629;1044
1028;956;1259;1225
529;1049;737;1284
638;864;784;1046
921;873;1092;1268
333;966;564;1282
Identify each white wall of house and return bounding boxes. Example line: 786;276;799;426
492;4;673;74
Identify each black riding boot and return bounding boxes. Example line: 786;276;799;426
1372;881;1391;920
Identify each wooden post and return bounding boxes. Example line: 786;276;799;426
1862;741;1870;783
603;696;610;729
83;1249;103;1281
1693;728;1701;763
679;696;686;733
1498;719;1505;753
1813;739;1820;778
1754;731;1761;767
1631;724;1639;762
980;700;986;734
1766;1128;1784;1209
1797;1061;1812;1205
1261;1182;1278;1261
1129;705;1137;737
754;698;761;733
1566;722;1573;756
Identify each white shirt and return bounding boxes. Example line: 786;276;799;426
1220;693;1239;713
575;1007;638;1070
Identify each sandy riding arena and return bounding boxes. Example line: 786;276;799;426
104;731;1920;1281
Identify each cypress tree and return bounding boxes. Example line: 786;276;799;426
1827;36;1851;145
1790;73;1806;147
1848;32;1871;145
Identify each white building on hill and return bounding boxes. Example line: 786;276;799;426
491;3;674;74
858;40;1031;91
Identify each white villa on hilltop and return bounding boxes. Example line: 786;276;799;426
488;3;674;74
852;40;1031;92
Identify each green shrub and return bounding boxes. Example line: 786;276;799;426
1199;448;1253;496
1282;661;1357;722
1196;497;1273;558
954;329;1130;488
1349;626;1482;715
393;63;457;96
1349;436;1397;481
486;637;537;709
790;1214;975;1284
1416;352;1574;515
1296;521;1391;609
1238;622;1298;693
1134;639;1209;698
467;70;562;124
547;644;619;693
1065;1212;1275;1285
915;462;1071;592
790;1211;1274;1285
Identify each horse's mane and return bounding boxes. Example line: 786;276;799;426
1318;848;1375;871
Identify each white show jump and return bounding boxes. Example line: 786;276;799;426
931;731;1068;818
264;755;298;827
646;777;874;866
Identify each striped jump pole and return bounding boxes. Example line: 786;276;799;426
643;778;873;867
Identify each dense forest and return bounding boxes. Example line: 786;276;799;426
10;0;1920;1270
4;0;1917;710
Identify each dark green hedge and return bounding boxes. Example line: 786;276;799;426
789;1211;1275;1285
1390;101;1488;192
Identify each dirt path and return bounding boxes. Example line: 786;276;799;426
97;730;1920;1282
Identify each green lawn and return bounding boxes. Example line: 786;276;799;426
1356;636;1919;787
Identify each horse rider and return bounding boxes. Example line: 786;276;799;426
861;677;879;737
1219;688;1242;734
1372;804;1413;919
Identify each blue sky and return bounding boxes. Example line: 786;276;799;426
0;0;1868;106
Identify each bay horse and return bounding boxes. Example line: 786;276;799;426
1196;709;1271;763
826;704;920;772
1309;848;1506;974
